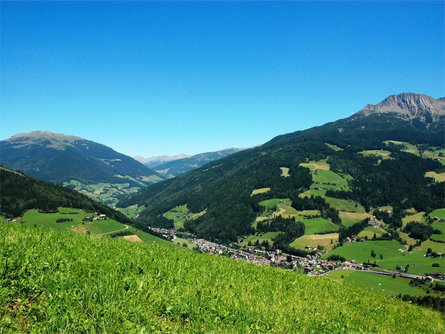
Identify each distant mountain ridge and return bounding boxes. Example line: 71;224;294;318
135;154;191;168
153;148;245;178
0;131;164;187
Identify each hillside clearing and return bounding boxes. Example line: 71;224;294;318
299;159;330;172
280;167;290;177
425;171;445;183
251;187;271;196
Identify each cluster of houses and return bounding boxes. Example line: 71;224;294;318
149;227;343;275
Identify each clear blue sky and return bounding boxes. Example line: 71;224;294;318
1;1;444;157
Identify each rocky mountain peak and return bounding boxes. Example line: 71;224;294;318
356;93;445;123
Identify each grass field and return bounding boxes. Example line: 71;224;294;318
120;204;146;219
339;212;370;227
312;170;349;187
163;205;206;229
402;212;426;227
431;221;445;234
64;180;143;206
243;232;282;246
324;240;445;275
251;187;271;196
258;198;291;210
430;208;445;220
299;189;327;198
357;227;386;239
421;240;445;254
173;237;197;249
19;208;172;247
299;159;330;172
325;197;366;213
425;171;445;183
22;208;125;234
398;232;417;246
359;150;393;160
298;217;340;235
324;270;427;297
325;143;343;151
430;234;445;243
2;224;443;333
290;233;339;251
280;167;290;177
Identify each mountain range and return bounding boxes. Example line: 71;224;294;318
0;131;165;206
151;148;245;178
117;93;445;242
134;154;191;168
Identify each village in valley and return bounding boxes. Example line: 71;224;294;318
148;227;444;282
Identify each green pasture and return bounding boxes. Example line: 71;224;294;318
325;143;343;151
325;270;427;297
359;150;393;160
357;227;386;239
243;232;282;246
290;233;339;251
299;159;330;172
339;212;370;227
324;240;445;275
298;217;339;235
429;209;445;220
258;198;291;210
402;212;426;227
325;197;366;213
251;187;271;196
163;205;206;229
22;208;126;234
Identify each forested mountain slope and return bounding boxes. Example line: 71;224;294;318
118;93;444;242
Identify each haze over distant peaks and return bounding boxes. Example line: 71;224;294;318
357;93;445;123
134;154;192;168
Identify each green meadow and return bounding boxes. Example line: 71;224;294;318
324;240;445;275
325;270;428;297
298;217;339;235
290;233;339;251
325;197;366;213
163;205;206;229
3;223;443;333
430;209;445;220
243;232;282;246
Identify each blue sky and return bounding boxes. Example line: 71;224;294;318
1;1;444;157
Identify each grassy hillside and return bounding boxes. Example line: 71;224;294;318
1;223;443;333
